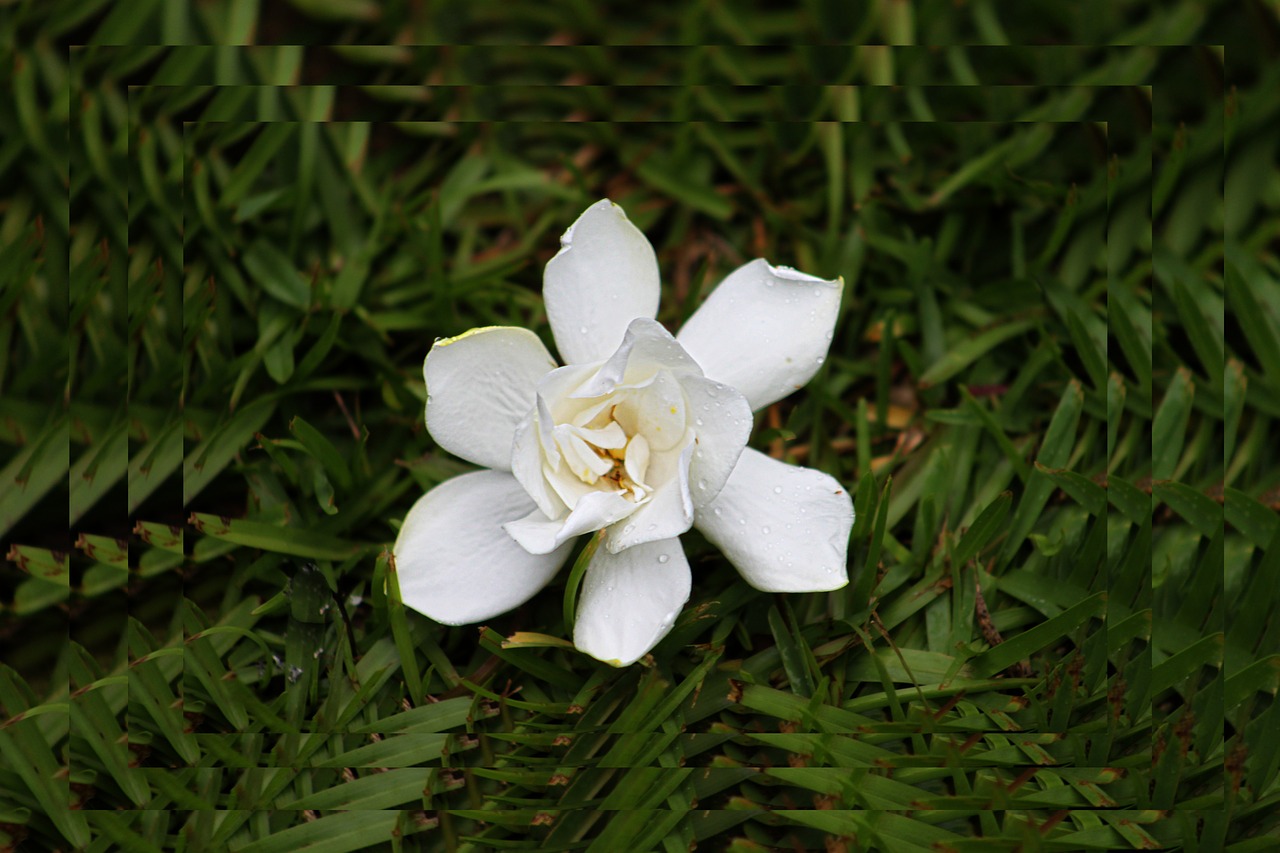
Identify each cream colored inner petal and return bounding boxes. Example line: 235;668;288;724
571;420;627;449
612;370;687;452
623;434;652;495
546;461;595;508
570;397;615;429
558;429;614;483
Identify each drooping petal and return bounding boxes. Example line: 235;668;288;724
676;259;843;411
571;317;701;399
602;430;696;554
425;326;558;471
394;470;573;625
544;200;661;366
504;490;639;555
573;538;691;666
681;375;752;509
694;449;853;592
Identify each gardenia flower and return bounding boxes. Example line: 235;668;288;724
395;200;854;665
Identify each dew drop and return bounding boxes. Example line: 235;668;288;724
657;554;670;564
773;486;783;494
815;356;825;365
698;479;707;490
761;526;771;534
623;523;636;535
738;517;747;526
579;325;588;335
695;418;704;426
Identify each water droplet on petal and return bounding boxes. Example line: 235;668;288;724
579;326;588;334
713;508;722;516
698;480;707;490
657;554;669;564
695;418;704;426
738;517;747;526
773;486;783;494
815;356;825;365
762;526;771;534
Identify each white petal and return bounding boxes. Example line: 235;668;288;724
511;364;600;520
676;259;843;410
504;490;639;555
572;318;701;400
681;376;752;508
574;538;691;666
425;327;557;470
603;430;696;553
544;200;661;366
695;449;853;592
510;410;566;520
393;470;573;625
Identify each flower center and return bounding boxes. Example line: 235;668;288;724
552;408;652;503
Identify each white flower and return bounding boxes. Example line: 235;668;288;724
394;200;854;666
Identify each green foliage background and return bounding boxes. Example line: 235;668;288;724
1;0;1276;850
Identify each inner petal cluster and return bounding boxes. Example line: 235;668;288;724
540;367;691;514
505;318;754;557
552;409;651;501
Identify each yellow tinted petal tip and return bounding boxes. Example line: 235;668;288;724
433;325;507;347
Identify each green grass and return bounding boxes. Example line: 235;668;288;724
0;1;1275;850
